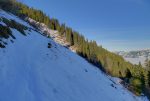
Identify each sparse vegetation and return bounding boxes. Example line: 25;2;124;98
0;24;12;39
2;17;28;35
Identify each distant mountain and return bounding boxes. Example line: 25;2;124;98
115;49;150;65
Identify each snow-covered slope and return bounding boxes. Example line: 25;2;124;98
0;10;148;101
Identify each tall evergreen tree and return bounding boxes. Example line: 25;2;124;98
145;58;150;71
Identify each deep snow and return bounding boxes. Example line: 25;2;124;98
0;10;148;101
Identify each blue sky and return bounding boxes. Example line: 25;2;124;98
20;0;150;51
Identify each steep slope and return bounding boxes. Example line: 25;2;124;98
0;10;148;101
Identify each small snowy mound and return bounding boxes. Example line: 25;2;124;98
0;10;148;101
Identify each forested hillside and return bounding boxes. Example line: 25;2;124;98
0;0;150;98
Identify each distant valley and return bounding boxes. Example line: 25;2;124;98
115;49;150;65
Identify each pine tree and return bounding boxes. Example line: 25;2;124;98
125;68;132;79
145;58;150;71
138;62;142;68
148;71;150;87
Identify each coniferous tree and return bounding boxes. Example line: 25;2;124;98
125;68;132;79
148;71;150;87
138;62;142;68
145;58;150;71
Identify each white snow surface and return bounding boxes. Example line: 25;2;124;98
0;10;148;101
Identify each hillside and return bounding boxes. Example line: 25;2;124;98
0;10;148;101
1;1;150;98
